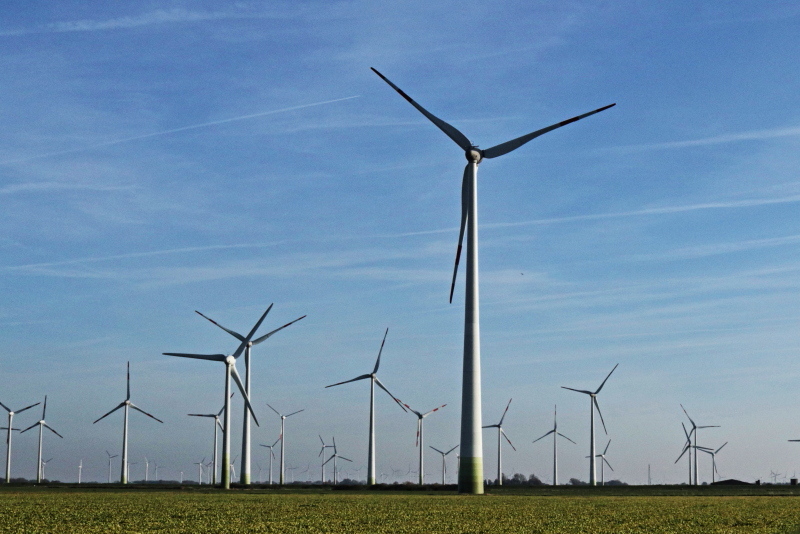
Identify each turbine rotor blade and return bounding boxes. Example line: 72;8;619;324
129;403;164;424
429;446;444;455
501;429;517;451
285;409;304;418
126;361;131;401
370;68;472;151
19;422;39;434
561;386;592;395
374;377;407;412
43;423;63;439
594;363;619;394
498;398;512;426
557;432;577;445
15;402;41;415
266;403;282;417
594;397;608;434
325;374;372;388
603;440;611;455
42;396;47;419
716;442;728;454
195;310;245;342
532;430;555;444
680;404;696;428
422;404;447;417
339;456;353;463
603;458;614;471
251;315;307;346
231;363;259;426
481;103;616;159
0;401;10;413
163;353;227;362
675;445;690;463
93;402;126;424
373;328;389;374
449;164;470;304
445;445;459;455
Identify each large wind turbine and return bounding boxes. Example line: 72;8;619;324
429;445;459;485
561;363;618;486
19;396;63;483
372;68;615;494
532;405;576;486
187;395;229;485
482;399;516;485
399;401;446;485
92;362;163;485
164;309;266;489
195;305;305;484
266;403;304;485
1;399;39;483
325;328;406;485
680;404;719;486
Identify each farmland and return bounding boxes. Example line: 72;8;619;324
1;486;799;533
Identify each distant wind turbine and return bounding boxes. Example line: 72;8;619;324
105;451;118;483
399;401;446;485
680;404;719;486
675;422;695;485
322;437;352;485
697;442;728;484
532;406;576;486
187;394;230;485
20;396;63;483
77;459;83;484
561;364;618;486
318;435;334;483
259;436;280;485
92;362;163;485
1;398;40;483
372;67;615;494
429;445;459;485
482;399;516;485
193;458;205;485
325;328;406;485
590;440;613;486
195;305;305;485
266;403;304;485
40;458;53;481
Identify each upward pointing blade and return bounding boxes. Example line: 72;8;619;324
0;400;9;413
195;310;246;342
373;328;389;374
498;398;512;426
126;362;131;401
482;103;616;159
370;68;472;151
252;315;306;346
93;401;126;424
42;396;47;419
594;364;619;394
231;305;273;359
449;164;470;304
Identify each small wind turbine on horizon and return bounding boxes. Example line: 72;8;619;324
92;362;163;485
259;436;280;485
697;442;728;484
164;308;266;489
318;435;334;483
193;457;205;485
372;67;615;494
532;405;576;486
105;450;118;483
562;363;618;486
187;394;230;485
1;398;40;483
482;399;516;485
589;439;613;486
681;404;719;486
399;400;446;485
322;437;352;485
325;328;406;485
266;403;304;485
195;304;305;484
20;396;63;483
40;457;53;481
429;445;459;485
77;459;83;484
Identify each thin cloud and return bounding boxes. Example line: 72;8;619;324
616;125;800;152
0;181;134;195
0;96;360;166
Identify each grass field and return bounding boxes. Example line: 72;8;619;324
1;485;799;533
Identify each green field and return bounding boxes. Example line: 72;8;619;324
1;485;799;533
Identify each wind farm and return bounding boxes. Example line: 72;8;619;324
3;2;800;533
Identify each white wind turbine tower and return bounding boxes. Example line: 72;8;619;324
482;399;516;485
323;437;352;485
259;436;280;485
164;309;266;489
532;405;576;486
144;457;149;483
40;458;53;481
681;404;719;486
429;445;459;485
105;451;118;483
266;403;304;485
318;435;334;483
92;362;163;485
78;459;83;484
561;363;618;486
372;68;614;494
399;401;446;485
187;395;230;485
589;439;613;486
193;458;205;485
325;328;406;485
195;305;305;485
697;442;727;484
1;399;39;483
20;396;63;483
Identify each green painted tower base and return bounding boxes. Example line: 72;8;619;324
458;457;484;494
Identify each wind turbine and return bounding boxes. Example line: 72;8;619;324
590;439;613;486
20;396;63;483
372;67;615;494
40;458;53;481
193;458;205;485
164;308;266;489
259;436;280;485
1;399;40;483
195;305;305;484
144;457;149;482
78;459;83;484
680;404;719;486
675;422;695;485
697;442;728;484
324;328;406;485
322;437;352;485
105;451;118;483
532;405;576;486
92;362;162;485
187;394;230;485
429;445;459;485
399;401;446;485
266;403;304;485
318;435;334;483
482;399;516;485
561;363;618;486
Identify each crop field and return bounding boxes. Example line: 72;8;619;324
1;486;799;533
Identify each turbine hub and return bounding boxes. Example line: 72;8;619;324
225;355;235;365
465;148;483;163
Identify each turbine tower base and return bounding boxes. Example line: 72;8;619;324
458;457;484;494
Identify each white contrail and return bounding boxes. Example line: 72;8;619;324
1;95;359;166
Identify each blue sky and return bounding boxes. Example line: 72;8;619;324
2;1;800;485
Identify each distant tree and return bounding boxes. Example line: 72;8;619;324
504;473;527;485
569;478;588;486
605;479;627;486
527;474;544;485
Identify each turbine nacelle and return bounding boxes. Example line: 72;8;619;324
465;149;482;163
